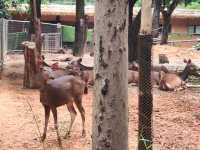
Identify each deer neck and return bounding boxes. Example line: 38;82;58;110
179;68;189;81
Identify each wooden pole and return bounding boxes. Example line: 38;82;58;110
138;0;153;150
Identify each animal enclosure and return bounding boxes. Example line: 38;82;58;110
1;44;200;149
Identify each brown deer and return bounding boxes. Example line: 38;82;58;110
159;59;200;91
67;58;94;86
40;70;87;143
129;61;169;73
128;70;160;85
36;56;88;143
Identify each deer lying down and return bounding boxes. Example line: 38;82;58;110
128;70;160;85
159;59;200;91
129;61;169;73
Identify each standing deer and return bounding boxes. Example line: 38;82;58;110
40;72;87;143
159;59;200;91
37;57;88;143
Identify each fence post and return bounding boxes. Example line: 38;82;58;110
2;18;8;55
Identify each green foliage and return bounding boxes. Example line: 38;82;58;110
168;33;193;40
135;0;141;7
185;1;200;9
0;0;10;18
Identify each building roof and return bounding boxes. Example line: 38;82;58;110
9;5;200;23
172;9;200;19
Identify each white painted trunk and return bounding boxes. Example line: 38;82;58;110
140;0;153;34
92;0;128;150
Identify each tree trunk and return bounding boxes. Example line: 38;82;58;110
22;42;40;88
128;0;141;62
129;10;141;62
28;0;34;40
28;0;41;41
160;12;170;44
34;18;42;55
152;0;162;38
73;0;86;56
92;0;128;150
138;0;153;149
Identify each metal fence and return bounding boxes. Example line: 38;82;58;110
42;32;62;52
0;18;7;70
1;19;62;53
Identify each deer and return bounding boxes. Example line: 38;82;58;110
36;56;88;143
159;59;200;91
40;74;87;143
129;61;169;73
128;70;160;85
67;58;94;86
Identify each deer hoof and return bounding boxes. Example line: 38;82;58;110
82;129;86;137
64;131;70;139
41;134;46;142
57;137;62;146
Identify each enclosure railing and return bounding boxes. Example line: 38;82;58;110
0;19;62;53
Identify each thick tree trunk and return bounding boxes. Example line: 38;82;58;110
92;0;128;150
138;0;153;149
22;42;40;88
161;12;170;44
152;0;162;38
73;0;86;56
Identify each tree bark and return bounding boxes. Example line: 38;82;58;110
129;10;141;62
138;0;153;149
73;0;86;56
92;0;128;150
128;0;141;62
28;0;41;41
22;42;40;89
152;0;162;38
160;0;181;44
160;11;170;44
32;0;42;54
28;0;34;40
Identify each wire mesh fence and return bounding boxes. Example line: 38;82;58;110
1;19;62;53
42;32;61;53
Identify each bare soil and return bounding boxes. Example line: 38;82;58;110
0;45;200;150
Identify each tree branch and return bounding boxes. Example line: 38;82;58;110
168;0;182;15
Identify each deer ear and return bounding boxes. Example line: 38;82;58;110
188;59;191;64
77;58;82;63
41;55;45;60
183;59;187;63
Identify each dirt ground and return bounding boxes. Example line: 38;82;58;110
1;45;200;150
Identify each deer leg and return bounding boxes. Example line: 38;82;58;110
74;96;86;137
51;107;62;145
41;105;50;142
64;103;77;139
